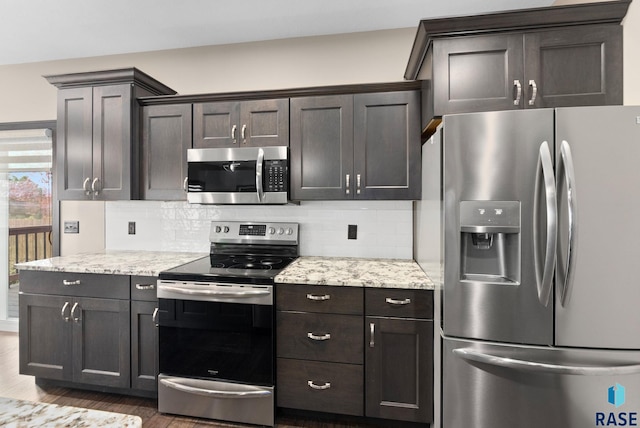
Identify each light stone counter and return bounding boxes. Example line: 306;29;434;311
15;250;206;277
275;256;433;290
0;396;141;427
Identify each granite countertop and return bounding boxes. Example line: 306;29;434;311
0;396;141;427
15;250;206;277
275;256;433;290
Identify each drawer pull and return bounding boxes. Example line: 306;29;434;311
385;297;411;306
306;293;330;301
307;332;331;341
307;381;331;390
135;283;156;290
63;280;81;286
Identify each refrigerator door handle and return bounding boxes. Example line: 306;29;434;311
453;348;640;376
533;141;557;307
559;140;578;306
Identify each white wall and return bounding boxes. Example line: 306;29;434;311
0;28;415;122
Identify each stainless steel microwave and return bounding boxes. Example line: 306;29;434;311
187;146;288;204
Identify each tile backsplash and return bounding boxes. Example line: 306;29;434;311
105;200;413;259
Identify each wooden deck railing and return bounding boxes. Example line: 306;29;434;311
8;225;52;284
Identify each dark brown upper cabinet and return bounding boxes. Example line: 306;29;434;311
193;99;289;148
404;0;630;138
46;68;176;200
140;104;192;200
290;90;421;201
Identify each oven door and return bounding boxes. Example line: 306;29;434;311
158;294;274;386
187;146;288;204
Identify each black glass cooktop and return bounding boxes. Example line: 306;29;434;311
159;254;298;285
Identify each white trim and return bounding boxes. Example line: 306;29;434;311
0;319;18;332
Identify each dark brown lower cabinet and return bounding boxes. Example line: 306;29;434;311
131;300;158;392
19;293;130;388
277;358;363;416
365;316;433;423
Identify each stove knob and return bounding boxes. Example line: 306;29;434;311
286;228;293;235
278;228;284;235
223;226;230;233
215;226;222;233
269;227;276;235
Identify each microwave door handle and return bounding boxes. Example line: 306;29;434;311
256;148;264;202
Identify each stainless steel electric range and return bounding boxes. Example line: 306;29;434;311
156;221;299;427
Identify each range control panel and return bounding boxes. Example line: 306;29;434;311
210;221;299;244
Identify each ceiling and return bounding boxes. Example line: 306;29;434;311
1;0;555;66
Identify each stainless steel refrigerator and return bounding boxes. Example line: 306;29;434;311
437;106;640;428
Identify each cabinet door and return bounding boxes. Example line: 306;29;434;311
193;101;240;148
240;99;289;147
433;34;524;115
365;317;433;423
19;294;72;381
353;91;421;200
141;104;192;200
524;24;622;108
92;84;133;200
290;95;354;200
72;297;130;388
56;87;93;200
131;300;158;392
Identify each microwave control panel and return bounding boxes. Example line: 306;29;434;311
265;160;288;192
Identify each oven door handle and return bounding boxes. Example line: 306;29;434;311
159;284;271;298
160;377;272;398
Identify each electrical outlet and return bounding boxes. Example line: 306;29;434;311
348;224;357;240
64;221;79;234
128;222;136;235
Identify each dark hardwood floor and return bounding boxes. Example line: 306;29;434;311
0;332;383;428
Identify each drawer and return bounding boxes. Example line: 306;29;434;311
276;284;362;314
130;276;158;301
365;288;433;319
19;270;129;299
277;312;363;364
277;358;363;416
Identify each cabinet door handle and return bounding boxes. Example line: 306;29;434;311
71;302;80;323
307;381;331;390
135;283;155;290
61;301;71;322
306;293;330;301
152;307;159;327
307;332;331;341
82;177;91;196
356;174;361;195
345;174;350;195
241;124;247;142
528;79;538;106
370;322;375;347
91;177;100;196
385;297;411;306
231;124;237;143
183;177;188;192
63;279;81;286
514;80;522;106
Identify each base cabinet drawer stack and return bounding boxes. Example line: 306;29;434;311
276;284;364;416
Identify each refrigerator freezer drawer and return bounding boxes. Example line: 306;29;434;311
443;337;640;428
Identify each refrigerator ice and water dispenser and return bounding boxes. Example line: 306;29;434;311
459;201;521;285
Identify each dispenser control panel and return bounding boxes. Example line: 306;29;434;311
459;201;520;233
